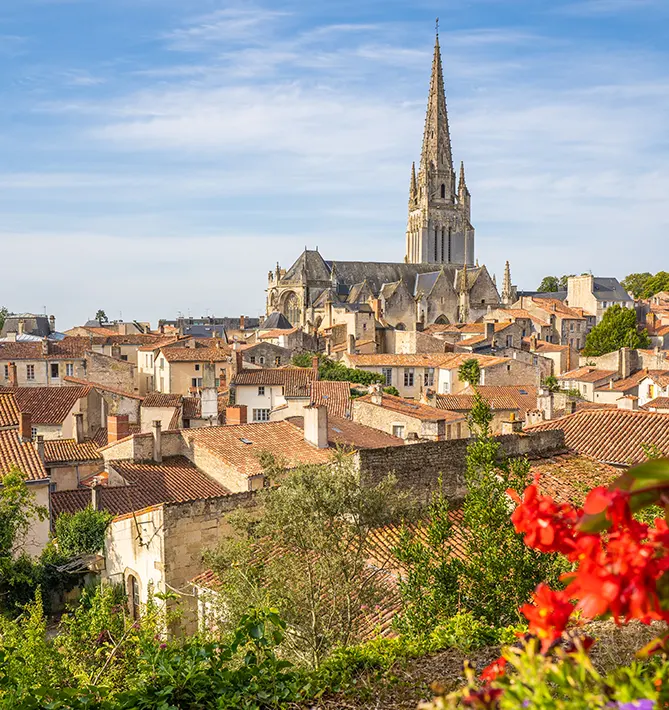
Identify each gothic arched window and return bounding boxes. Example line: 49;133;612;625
440;184;446;199
284;292;301;325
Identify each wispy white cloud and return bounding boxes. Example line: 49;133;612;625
557;0;666;16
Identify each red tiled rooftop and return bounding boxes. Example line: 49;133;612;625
142;393;183;408
232;367;313;398
44;439;103;465
5;386;91;425
286;415;405;450
558;367;617;384
0;392;19;428
356;393;466;422
310;381;352;419
0;429;47;481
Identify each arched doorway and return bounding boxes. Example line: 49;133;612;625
434;314;450;325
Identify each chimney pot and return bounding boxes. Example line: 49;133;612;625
91;480;100;511
304;405;328;448
107;414;130;443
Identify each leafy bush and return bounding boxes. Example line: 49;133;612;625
53;507;113;557
291;352;384;385
457;359;480;387
582;304;650;356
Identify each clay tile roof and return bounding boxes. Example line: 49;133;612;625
259;328;298;339
9;386;91;425
0;430;47;481
44;439;103;465
232;368;313;398
310;381;352;419
287;415;405;449
142;393;183;408
463;385;538;418
594;370;648;392
346;353;508;369
0;339;92;361
190;569;223;591
62;376;143;399
356;393;465;422
436;391;522;414
50;455;229;520
182;397;201;419
558;367;617;383
184;422;332;477
643;397;669;411
138;337;180;352
0;393;19;428
526;409;669;465
160;345;230;363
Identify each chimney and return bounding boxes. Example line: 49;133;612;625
485;321;495;341
17;320;24;336
240;315;246;331
370;383;383;406
41;337;49;356
568;400;577;414
311;356;320;382
415;321;424;332
347;333;356;355
617;395;639;411
537;389;554;421
19;412;32;442
304;405;328;448
7;362;17;387
226;405;247;425
35;435;45;463
49;315;56;333
619;347;632;379
233;350;243;376
529;335;538;352
91;480;100;511
152;420;162;463
159;323;165;335
73;412;85;444
107;414;130;443
500;412;523;435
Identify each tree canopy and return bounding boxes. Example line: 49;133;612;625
582;305;650;357
621;271;669;299
292;352;384;386
536;275;576;293
94;310;109;324
458;359;481;387
0;307;8;331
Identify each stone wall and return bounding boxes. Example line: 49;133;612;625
357;429;565;504
85;351;137;393
482;359;541;388
162;492;259;634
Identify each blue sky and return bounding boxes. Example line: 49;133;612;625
1;0;668;328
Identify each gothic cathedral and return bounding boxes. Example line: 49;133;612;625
266;30;500;330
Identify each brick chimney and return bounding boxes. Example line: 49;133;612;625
232;350;243;377
304;405;328;448
7;362;17;387
19;412;32;442
485;321;495;341
41;337;49;356
226;405;247;425
240;315;246;331
73;412;85;444
107;414;130;443
152;420;162;463
311;356;320;382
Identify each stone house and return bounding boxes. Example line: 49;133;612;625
513;297;592;349
0;339;88;387
241;341;292;369
353;391;467;441
558;367;618;401
566;275;634;323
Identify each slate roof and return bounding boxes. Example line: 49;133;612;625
232;367;313;398
50;456;229;519
1;314;52;338
0;430;47;481
592;277;633;302
260;312;294;330
184;422;333;477
526;409;669;465
44;439;103;465
0;393;19;428
356;393;466;422
7;386;91;425
287;415;405;449
310;381;352;419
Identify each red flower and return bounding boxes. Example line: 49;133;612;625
462;687;503;708
480;657;507;682
510;484;582;556
520;584;575;652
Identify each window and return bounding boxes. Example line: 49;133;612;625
66;363;73;377
258;386;265;396
195;364;200;371
404;368;414;387
250;356;256;364
215;378;220;387
159;358;164;370
570;323;574;332
31;426;38;439
50;363;59;379
26;364;35;381
440;183;445;199
456;423;462;438
446;424;452;440
120;354;128;361
382;368;393;386
128;575;140;620
191;377;203;388
259;356;265;365
392;424;405;438
275;356;281;366
253;408;271;422
424;368;435;387
506;335;513;348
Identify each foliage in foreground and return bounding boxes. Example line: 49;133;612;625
291;351;384;385
582;304;650;356
426;455;669;708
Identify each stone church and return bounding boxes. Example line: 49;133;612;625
266;31;501;331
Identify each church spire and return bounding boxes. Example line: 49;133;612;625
409;161;418;209
419;26;454;188
501;260;512;305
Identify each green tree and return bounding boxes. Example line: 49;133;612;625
458;358;481;387
52;507;112;557
537;276;559;293
558;274;575;291
291;352;384;386
393;393;564;633
94;310;108;324
582;304;651;357
541;375;560;393
0;307;8;331
206;453;411;668
622;272;652;299
640;271;669;299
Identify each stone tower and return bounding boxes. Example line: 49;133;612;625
405;30;474;266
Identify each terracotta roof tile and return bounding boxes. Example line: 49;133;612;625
0;430;47;481
44;439;103;464
160;345;230;363
286;415;405;449
356;393;466;422
63;376;143;399
526;409;669;465
232;368;313;398
594;370;647;392
558;367;617;383
184;422;332;477
346;353;509;369
0;393;19;428
5;386;91;425
50;455;229;519
142;393;183;408
644;397;669;411
310;381;351;418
